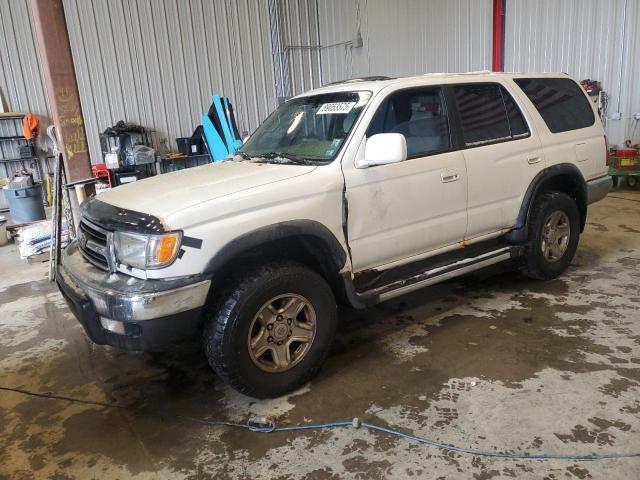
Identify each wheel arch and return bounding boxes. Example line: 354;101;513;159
507;163;587;243
203;220;354;305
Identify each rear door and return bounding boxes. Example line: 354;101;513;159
450;82;545;238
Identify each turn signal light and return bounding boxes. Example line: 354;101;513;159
157;235;179;264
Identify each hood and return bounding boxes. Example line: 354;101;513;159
95;160;316;220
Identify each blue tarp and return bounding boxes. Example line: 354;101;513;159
202;94;243;162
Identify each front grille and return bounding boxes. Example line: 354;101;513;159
78;219;111;271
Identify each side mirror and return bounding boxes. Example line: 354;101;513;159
359;133;407;168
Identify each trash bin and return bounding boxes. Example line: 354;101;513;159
5;184;46;223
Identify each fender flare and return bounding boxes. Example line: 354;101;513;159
202;220;348;275
507;163;587;243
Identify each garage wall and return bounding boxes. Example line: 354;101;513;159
63;0;280;162
504;0;640;146
3;0;495;167
0;0;48;117
10;0;638;166
277;0;323;97
0;0;51;196
317;0;493;84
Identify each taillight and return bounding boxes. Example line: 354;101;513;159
604;135;610;166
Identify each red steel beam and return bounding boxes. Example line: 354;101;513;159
492;0;505;72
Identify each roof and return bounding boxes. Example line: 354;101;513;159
296;71;572;98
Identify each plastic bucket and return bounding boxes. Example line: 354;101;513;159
6;184;46;223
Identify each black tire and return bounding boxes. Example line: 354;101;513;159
627;176;638;189
204;261;337;398
521;192;580;280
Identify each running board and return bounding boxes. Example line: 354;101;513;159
360;246;519;303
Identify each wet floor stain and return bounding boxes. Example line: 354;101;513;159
1;193;640;479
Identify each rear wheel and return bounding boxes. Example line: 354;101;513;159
521;192;580;280
627;176;638;189
203;261;337;398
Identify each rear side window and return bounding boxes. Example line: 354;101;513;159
502;89;529;137
514;77;595;133
452;84;530;147
367;87;452;157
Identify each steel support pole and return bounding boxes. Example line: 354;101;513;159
29;0;92;226
492;0;506;72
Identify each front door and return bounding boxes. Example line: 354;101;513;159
343;86;468;272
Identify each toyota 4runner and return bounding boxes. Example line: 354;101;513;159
57;72;611;398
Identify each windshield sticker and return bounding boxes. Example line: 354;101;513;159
331;138;341;147
317;102;356;115
325;149;336;156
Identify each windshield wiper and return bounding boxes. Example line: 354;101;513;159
253;152;308;165
234;151;252;160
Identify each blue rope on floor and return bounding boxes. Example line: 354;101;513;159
3;386;637;462
184;416;640;462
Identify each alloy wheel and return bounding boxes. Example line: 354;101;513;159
247;294;317;372
541;210;571;262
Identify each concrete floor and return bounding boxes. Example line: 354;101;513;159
1;190;639;480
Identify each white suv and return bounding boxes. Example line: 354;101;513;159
57;72;611;398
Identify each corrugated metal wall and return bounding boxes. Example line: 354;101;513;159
0;0;48;117
504;0;640;146
62;0;279;162
317;0;493;84
278;0;322;96
0;0;51;208
4;0;640;165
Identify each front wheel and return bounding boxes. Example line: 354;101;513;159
521;192;580;280
204;261;337;398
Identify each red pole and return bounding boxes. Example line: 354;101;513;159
492;0;505;71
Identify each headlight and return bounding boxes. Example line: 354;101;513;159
113;231;182;269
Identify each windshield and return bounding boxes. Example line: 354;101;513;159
239;91;372;164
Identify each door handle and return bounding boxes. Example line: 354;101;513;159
441;173;460;183
527;156;541;164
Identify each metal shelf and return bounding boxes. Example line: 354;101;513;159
0;136;27;142
0;157;38;163
0;113;25;120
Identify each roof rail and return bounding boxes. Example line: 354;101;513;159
326;76;393;86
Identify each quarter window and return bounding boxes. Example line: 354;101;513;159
367;87;452;157
453;84;529;147
514;77;595;133
502;88;529;137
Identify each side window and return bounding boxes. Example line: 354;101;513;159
453;84;511;146
514;77;595;133
453;83;530;146
367;87;451;157
501;87;529;138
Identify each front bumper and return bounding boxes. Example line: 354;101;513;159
56;242;211;350
586;175;612;205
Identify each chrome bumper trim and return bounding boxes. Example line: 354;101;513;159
60;243;210;322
